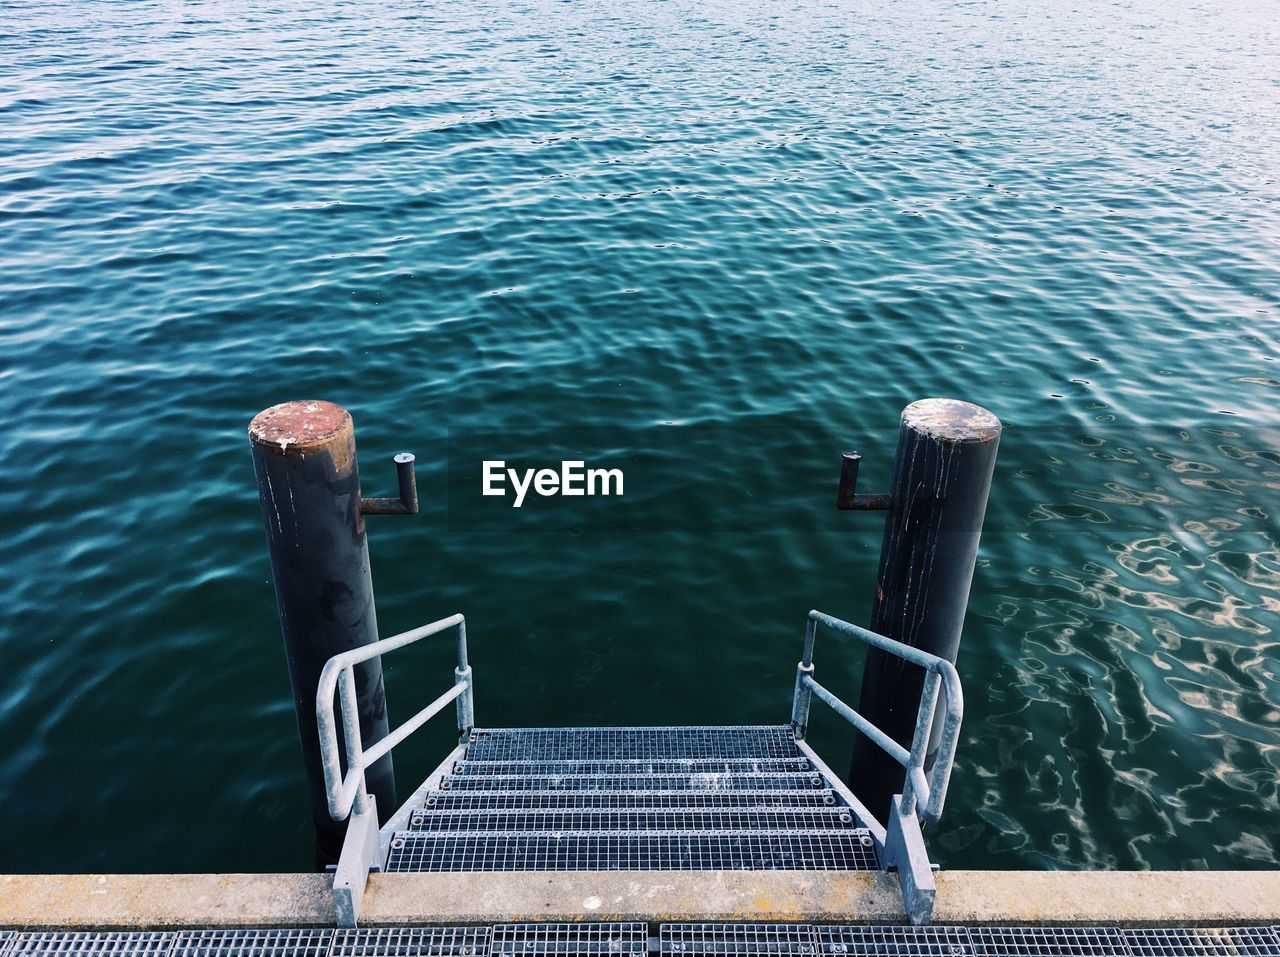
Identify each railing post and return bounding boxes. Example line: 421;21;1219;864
848;398;1000;825
790;615;819;739
790;665;814;739
249;400;398;867
454;619;475;739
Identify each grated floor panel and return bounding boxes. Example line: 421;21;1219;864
408;808;859;831
438;773;824;792
384;831;878;871
421;791;839;811
816;926;975;956
1121;930;1248;957
488;924;647;956
661;924;818;955
171;931;333;957
971;928;1129;957
330;928;488;957
6;935;176;957
465;728;800;762
1227;930;1280;957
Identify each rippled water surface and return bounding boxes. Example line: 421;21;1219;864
1;0;1278;872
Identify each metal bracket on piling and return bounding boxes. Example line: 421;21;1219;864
361;452;419;515
835;451;891;510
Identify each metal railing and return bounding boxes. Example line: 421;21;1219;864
316;612;474;824
789;609;962;826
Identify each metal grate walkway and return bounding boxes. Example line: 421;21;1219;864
384;726;876;873
6;926;1280;957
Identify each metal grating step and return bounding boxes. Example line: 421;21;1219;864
421;790;840;811
172;931;334;957
437;773;824;792
409;808;859;832
453;758;812;775
489;924;647;956
6;934;176;957
818;926;977;955
331;928;488;957
384;830;878;871
661;923;819;955
466;727;801;761
970;928;1128;956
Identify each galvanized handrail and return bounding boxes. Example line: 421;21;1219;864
316;612;474;824
790;609;962;825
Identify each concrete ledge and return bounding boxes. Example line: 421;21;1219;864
935;871;1280;926
1;871;1277;929
0;875;334;929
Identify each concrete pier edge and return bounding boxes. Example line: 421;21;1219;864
1;871;1277;929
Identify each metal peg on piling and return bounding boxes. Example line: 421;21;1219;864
836;450;892;511
361;452;419;515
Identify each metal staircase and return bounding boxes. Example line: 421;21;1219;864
384;726;879;873
316;610;962;928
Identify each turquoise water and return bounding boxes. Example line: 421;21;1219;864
1;0;1278;873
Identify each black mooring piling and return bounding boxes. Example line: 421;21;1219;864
249;399;402;867
848;398;1001;825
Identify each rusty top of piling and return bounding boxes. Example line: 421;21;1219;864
902;398;1001;444
249;400;352;453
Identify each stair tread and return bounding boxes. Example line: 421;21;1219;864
420;790;840;810
437;772;824;792
394;827;862;835
408;808;859;831
383;829;879;872
465;726;801;762
453;758;811;774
